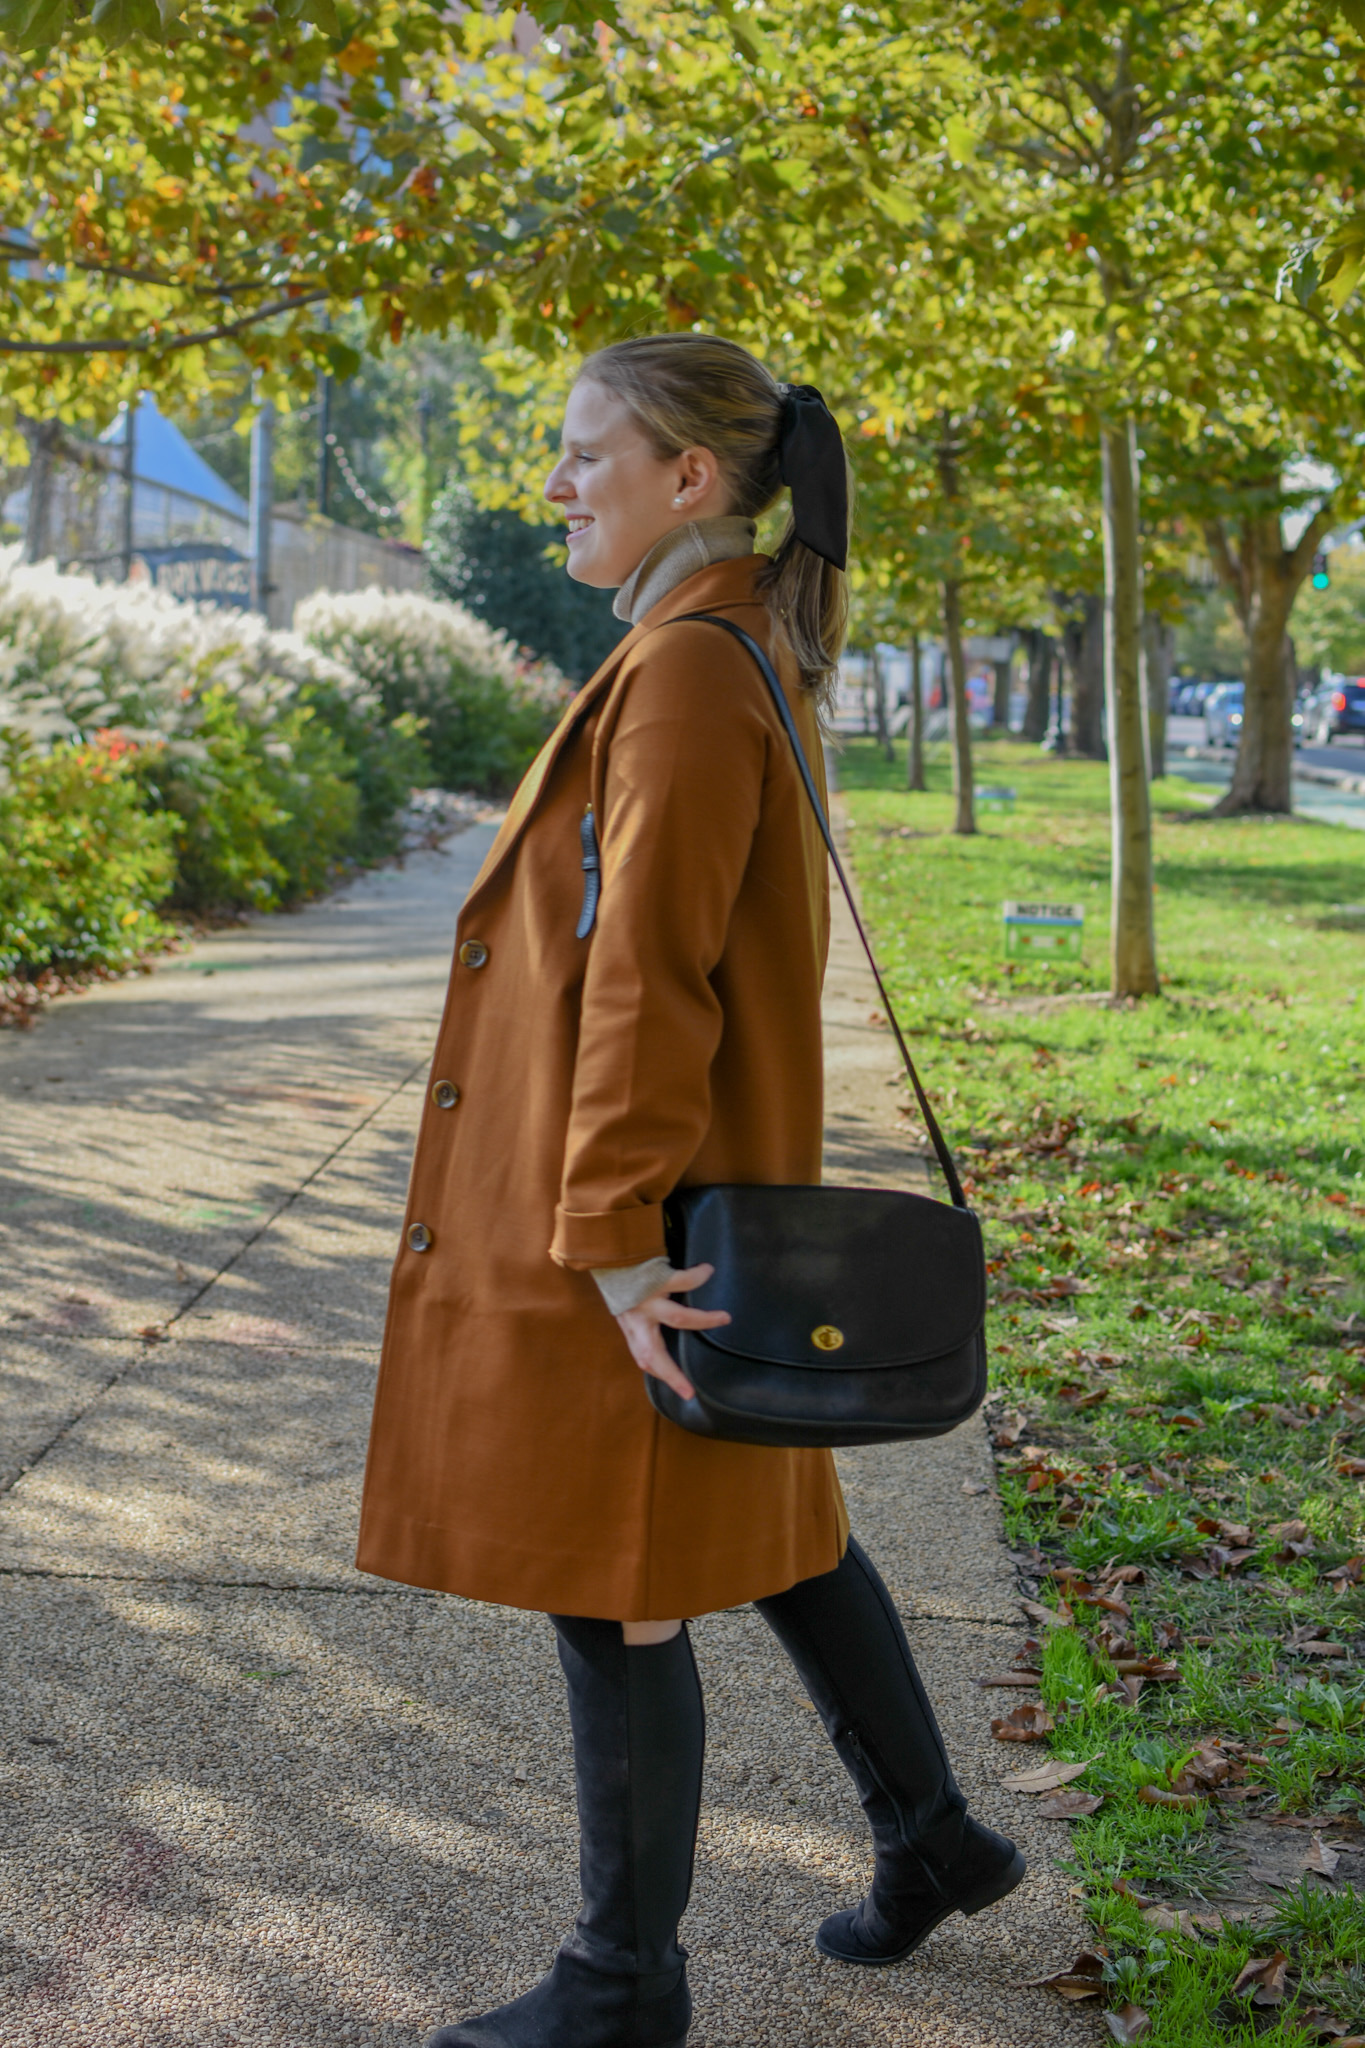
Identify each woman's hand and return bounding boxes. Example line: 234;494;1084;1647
615;1262;730;1403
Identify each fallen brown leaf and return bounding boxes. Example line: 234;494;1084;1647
1138;1784;1200;1810
1337;1459;1365;1479
975;1671;1043;1688
1002;1757;1093;1794
1023;1950;1107;2000
1230;1952;1289;2007
1141;1905;1199;1936
1104;2004;1151;2044
961;1478;991;1495
1296;2011;1353;2042
1196;1515;1255;1547
1021;1598;1074;1630
1305;1834;1341;1879
1171;1743;1231;1796
1037;1789;1104;1819
1205;1544;1256;1574
1325;1555;1365;1584
991;1702;1055;1743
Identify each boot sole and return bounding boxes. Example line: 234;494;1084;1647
815;1848;1028;1967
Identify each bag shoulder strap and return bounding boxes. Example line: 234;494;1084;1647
673;609;969;1211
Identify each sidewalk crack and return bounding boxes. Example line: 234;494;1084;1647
0;1062;426;1502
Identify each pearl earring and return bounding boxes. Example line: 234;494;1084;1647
673;494;685;506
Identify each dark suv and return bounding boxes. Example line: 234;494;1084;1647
1307;679;1365;744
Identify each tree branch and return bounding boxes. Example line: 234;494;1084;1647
1287;500;1338;585
0;234;303;299
1202;517;1246;622
0;290;330;355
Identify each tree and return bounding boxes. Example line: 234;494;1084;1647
0;0;603;435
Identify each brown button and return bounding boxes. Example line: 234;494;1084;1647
406;1222;432;1252
432;1080;460;1110
458;939;489;970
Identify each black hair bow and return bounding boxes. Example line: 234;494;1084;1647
778;383;849;571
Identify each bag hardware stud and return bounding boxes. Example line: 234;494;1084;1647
811;1325;844;1351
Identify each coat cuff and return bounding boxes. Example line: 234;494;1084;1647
550;1201;667;1269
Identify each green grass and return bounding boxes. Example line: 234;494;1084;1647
840;736;1365;2043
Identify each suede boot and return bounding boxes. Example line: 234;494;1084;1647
425;1618;703;2046
756;1535;1024;1966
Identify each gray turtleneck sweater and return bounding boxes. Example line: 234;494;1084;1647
589;515;759;1318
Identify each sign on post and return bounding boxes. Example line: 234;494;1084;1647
1003;900;1085;961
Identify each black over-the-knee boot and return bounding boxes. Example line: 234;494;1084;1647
756;1535;1024;1966
425;1618;703;2047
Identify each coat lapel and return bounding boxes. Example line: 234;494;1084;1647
460;557;768;913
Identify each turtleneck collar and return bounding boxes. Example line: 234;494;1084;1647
612;516;759;624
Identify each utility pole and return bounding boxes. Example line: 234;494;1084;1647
906;632;926;791
22;419;61;564
249;397;275;617
317;373;331;519
418;388;432;534
120;393;137;582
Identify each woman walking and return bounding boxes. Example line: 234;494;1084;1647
356;334;1023;2047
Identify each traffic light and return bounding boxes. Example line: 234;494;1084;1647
1312;551;1331;590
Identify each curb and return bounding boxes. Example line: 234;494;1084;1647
1175;742;1365;795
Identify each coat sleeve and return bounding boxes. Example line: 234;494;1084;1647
550;626;769;1269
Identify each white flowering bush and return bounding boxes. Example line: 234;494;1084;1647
0;545;373;753
296;586;571;793
0;547;426;953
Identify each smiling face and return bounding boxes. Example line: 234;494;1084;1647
543;378;733;588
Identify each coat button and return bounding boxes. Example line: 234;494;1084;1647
406;1222;432;1252
458;939;489;969
432;1079;460;1110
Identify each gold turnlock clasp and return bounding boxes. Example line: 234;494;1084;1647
811;1325;845;1352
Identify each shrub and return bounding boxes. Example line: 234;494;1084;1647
295;586;572;794
0;545;428;923
149;687;361;913
0;731;176;976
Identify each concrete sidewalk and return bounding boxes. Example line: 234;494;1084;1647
0;826;1095;2048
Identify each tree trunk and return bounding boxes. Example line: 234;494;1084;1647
907;631;926;790
871;644;894;762
1204;506;1332;815
22;419;62;564
1101;417;1158;997
992;655;1012;732
943;578;975;834
1063;594;1106;758
1022;629;1052;743
1144;612;1174;781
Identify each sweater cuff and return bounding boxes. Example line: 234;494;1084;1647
591;1257;677;1317
551;1201;668;1269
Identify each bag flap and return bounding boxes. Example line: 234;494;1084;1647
665;1184;984;1369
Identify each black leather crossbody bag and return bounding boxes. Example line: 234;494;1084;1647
638;612;988;1450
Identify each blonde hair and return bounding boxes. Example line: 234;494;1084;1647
577;333;849;702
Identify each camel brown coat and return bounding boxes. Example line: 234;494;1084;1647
355;556;848;1620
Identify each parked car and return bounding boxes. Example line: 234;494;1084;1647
1304;678;1365;743
1172;678;1224;717
1204;681;1244;748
